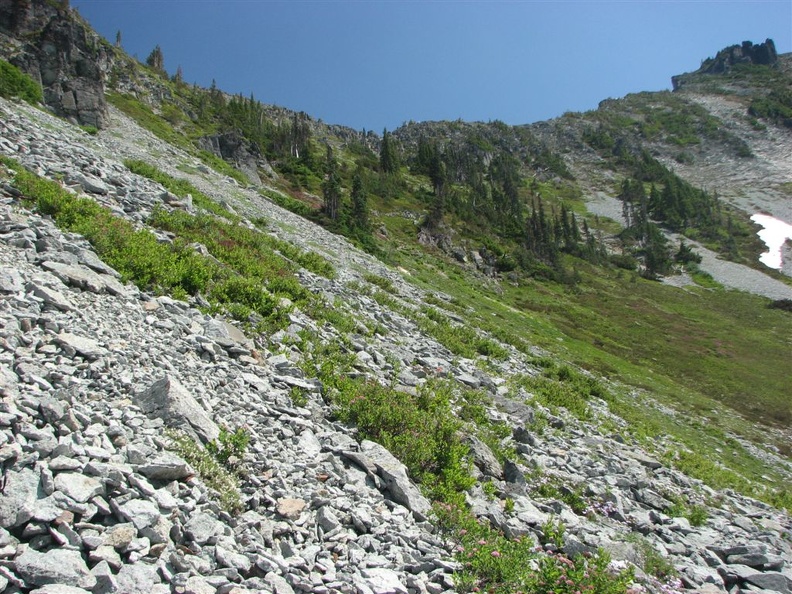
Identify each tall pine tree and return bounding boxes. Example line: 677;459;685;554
380;129;398;174
350;172;369;231
322;145;341;221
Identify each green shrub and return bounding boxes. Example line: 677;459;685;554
0;60;43;104
363;272;395;292
540;518;566;547
209;276;276;318
259;189;316;219
206;426;250;468
332;377;475;500
167;431;242;514
436;503;633;594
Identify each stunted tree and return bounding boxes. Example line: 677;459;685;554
115;30;122;48
146;45;165;73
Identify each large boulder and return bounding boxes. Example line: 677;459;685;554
358;440;432;521
134;375;220;444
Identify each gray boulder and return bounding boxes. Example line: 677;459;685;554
15;547;96;590
464;434;503;479
134;375;220;443
359;440;431;521
0;467;41;528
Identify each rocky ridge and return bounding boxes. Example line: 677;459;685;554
0;95;791;594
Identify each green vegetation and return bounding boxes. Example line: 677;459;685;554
1;157;323;332
0;60;43;104
512;362;609;421
205;426;250;468
625;534;678;581
125;158;237;219
435;504;633;594
167;430;242;513
299;337;474;503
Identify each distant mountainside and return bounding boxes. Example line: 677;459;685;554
1;3;791;593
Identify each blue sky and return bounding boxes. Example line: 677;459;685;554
72;0;792;132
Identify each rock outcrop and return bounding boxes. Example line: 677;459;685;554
672;39;779;90
0;0;110;128
198;132;266;185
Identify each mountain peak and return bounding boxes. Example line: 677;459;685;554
673;38;779;90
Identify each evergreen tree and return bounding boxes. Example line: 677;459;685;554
115;30;122;48
322;145;341;221
350;172;369;231
146;45;165;73
380;128;398;174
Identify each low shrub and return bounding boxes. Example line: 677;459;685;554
206;426;250;468
436;504;634;594
167;431;242;514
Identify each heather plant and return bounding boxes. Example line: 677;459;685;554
512;362;610;421
436;504;633;594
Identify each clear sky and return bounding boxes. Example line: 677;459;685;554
71;0;792;132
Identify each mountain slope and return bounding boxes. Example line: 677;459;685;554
0;4;791;593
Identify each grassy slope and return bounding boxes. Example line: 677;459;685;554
387;230;792;499
96;45;792;504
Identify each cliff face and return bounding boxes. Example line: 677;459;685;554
0;0;110;128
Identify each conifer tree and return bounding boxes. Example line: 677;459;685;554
350;172;369;231
380;129;398;174
146;45;165;73
322;145;341;221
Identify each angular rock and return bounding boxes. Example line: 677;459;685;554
277;498;306;520
137;452;192;480
0;467;41;529
265;572;295;594
216;542;252;573
0;266;24;293
101;523;137;550
134;375;220;443
15;547;96;590
184;511;225;545
465;435;503;479
203;318;254;349
53;472;104;503
361;567;409;594
54;332;107;360
184;576;216;594
29;586;93;594
112;563;159;594
359;440;431;521
41;261;110;294
26;281;74;311
117;498;160;530
743;571;792;593
316;506;342;532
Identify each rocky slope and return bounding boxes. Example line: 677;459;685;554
0;80;791;594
